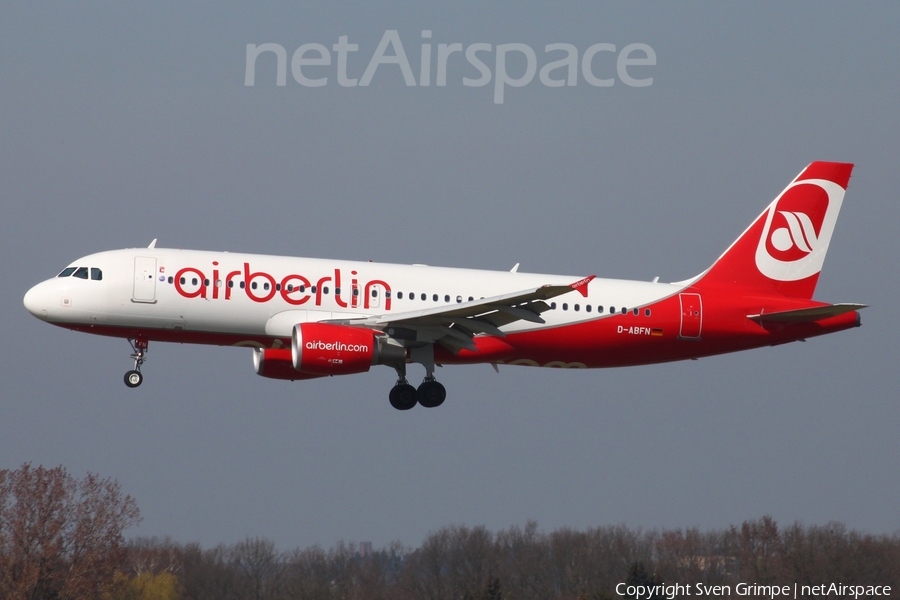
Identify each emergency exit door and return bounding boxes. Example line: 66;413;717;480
678;293;702;339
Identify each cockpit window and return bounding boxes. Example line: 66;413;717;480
73;267;89;279
90;268;102;281
57;267;77;278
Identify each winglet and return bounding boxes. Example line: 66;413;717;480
569;275;596;298
148;239;157;249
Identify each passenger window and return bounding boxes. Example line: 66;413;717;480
597;305;603;313
311;286;317;293
586;305;592;313
551;302;557;309
645;308;651;317
335;287;341;295
57;267;77;277
385;291;391;298
633;308;639;316
204;279;210;286
274;283;280;291
191;278;198;286
574;304;580;312
397;291;404;299
323;287;328;294
420;293;426;301
240;281;245;289
456;295;462;303
90;268;102;281
228;281;234;288
180;277;186;285
468;296;474;302
372;290;378;297
263;282;270;291
168;276;173;284
432;294;438;302
621;307;627;315
444;295;450;302
610;306;615;313
251;282;257;290
562;303;568;311
73;267;89;279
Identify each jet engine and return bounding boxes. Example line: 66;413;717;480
291;322;406;376
252;347;324;380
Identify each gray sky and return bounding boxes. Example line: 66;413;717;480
2;3;898;549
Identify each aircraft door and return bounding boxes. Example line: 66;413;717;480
365;283;385;309
133;256;157;303
678;293;702;339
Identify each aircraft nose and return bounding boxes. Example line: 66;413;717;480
23;282;52;319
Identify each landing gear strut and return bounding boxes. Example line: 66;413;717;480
124;338;148;388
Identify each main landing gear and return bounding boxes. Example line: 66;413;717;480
388;351;447;411
124;338;148;388
388;377;447;411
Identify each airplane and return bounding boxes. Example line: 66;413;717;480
23;162;865;410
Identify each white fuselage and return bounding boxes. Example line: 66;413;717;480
24;248;680;347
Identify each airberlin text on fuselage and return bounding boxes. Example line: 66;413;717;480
173;262;392;310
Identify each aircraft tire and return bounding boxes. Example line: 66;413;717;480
389;384;418;411
124;370;143;388
417;380;446;408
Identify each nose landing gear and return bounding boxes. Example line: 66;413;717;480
124;338;148;388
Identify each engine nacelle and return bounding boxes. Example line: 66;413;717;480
252;347;324;380
292;322;406;376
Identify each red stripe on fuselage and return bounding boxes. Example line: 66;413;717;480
54;291;860;369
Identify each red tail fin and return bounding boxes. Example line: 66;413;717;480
697;162;853;299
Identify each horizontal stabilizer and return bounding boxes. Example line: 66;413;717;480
748;303;867;324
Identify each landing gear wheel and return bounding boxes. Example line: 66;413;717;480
389;383;418;411
417;379;446;408
124;370;143;388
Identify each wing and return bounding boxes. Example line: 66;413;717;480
327;275;595;353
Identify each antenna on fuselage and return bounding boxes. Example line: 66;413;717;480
148;239;157;249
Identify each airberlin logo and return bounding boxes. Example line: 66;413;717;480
769;210;819;256
172;262;392;310
244;30;656;104
755;178;846;282
305;340;369;353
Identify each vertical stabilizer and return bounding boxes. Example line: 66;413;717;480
697;162;853;299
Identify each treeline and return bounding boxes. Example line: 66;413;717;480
122;517;900;600
3;465;898;599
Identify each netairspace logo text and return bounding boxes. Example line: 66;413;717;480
245;30;656;104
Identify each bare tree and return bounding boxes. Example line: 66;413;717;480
0;463;141;600
231;537;285;600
